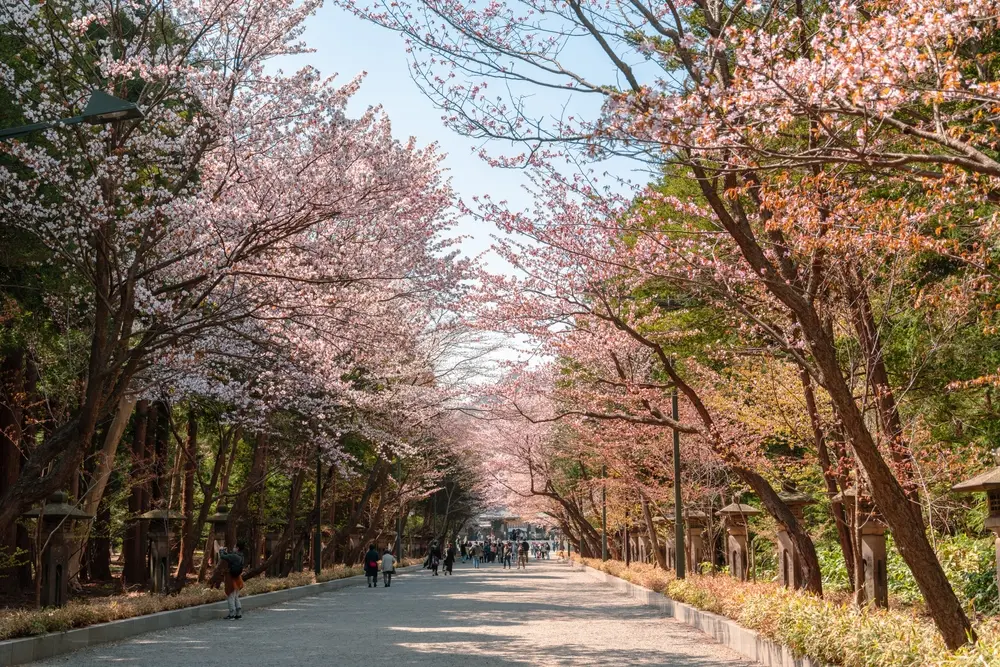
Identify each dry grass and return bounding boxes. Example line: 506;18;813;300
0;559;421;641
574;557;1000;667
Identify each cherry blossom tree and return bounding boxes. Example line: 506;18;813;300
341;0;991;644
0;0;462;540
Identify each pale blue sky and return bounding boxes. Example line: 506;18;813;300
280;3;640;265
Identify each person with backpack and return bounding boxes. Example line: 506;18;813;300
381;548;396;587
218;542;246;620
364;544;381;587
429;540;442;576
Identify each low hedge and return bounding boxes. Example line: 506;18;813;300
574;557;1000;667
0;559;420;642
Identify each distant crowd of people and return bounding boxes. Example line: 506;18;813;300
424;538;552;575
214;534;552;621
361;534;558;590
421;537;553;574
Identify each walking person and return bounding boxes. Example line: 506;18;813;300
503;542;512;569
460;541;468;563
429;540;442;576
518;539;529;570
471;543;481;568
444;542;456;575
365;543;381;587
382;548;396;587
218;542;245;620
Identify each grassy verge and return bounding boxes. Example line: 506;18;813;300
572;557;1000;667
0;558;422;641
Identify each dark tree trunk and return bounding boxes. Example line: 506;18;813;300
337;459;389;565
228;433;267;549
0;350;26;594
122;401;149;586
693;170;974;646
150;402;169;503
173;414;230;590
798;369;856;590
641;495;667;569
243;471;305;581
87;496;114;581
176;410;198;575
843;276;916;494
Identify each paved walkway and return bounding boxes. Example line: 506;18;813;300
33;561;754;666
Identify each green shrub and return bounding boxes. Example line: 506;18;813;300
572;556;1000;667
0;560;399;641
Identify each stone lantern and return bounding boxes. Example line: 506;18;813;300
206;504;231;562
953;466;1000;595
775;492;814;590
716;503;761;581
833;487;888;607
22;492;94;608
138;509;184;593
684;510;709;573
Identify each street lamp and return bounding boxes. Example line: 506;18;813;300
0;90;143;140
601;464;608;562
673;386;685;578
314;446;322;577
395;455;403;560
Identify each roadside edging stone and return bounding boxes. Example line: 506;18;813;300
567;561;824;667
0;565;421;666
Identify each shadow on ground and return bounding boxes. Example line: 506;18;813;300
31;561;751;666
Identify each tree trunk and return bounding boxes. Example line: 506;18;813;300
337;459;389;565
70;396;137;583
0;349;26;594
227;433;267;549
176;409;198;583
679;176;974;647
122;401;149;586
798;369;856;590
843;275;916;492
87;494;114;581
150;402;169;503
243;471;305;580
172;416;231;590
640;495;667;569
802;306;971;644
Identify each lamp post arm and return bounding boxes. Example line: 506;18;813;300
0;116;84;141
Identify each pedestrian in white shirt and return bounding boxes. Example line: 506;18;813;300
382;549;396;587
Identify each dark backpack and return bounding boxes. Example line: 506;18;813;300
223;551;243;577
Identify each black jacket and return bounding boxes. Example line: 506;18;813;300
364;548;381;575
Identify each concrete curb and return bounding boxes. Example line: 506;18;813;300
567;561;824;667
0;565;422;666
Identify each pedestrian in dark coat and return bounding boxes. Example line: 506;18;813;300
429;541;442;576
444;542;456;575
364;544;381;588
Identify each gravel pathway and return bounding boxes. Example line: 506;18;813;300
31;560;756;666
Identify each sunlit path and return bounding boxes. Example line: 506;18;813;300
30;561;754;666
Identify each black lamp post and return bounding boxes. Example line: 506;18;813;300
0;90;142;140
314;446;322;577
601;464;608;562
673;386;685;578
395;455;403;560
